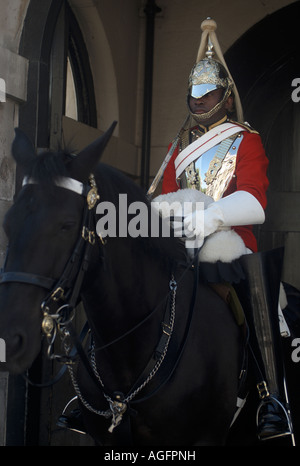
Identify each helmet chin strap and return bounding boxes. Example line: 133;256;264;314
187;87;232;124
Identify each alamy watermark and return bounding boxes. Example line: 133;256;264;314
0;78;6;102
0;338;6;362
291;78;300;103
291;338;300;363
95;195;204;249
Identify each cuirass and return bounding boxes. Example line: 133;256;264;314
177;131;244;201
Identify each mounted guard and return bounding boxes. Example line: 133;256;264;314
151;18;294;443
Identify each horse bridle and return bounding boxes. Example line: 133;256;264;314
0;173;103;363
0;172;199;434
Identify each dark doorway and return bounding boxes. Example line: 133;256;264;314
225;1;300;445
226;0;300;291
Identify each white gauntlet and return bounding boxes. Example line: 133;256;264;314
184;190;265;240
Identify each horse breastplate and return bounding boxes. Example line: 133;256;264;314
177;130;244;201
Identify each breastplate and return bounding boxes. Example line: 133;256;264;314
178;131;244;201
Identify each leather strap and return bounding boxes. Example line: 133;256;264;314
0;271;56;290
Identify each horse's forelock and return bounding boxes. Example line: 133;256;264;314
25;150;73;185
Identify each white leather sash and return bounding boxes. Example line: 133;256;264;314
175;122;245;179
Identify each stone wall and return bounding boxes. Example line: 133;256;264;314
0;0;29;446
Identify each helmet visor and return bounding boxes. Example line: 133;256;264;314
190;83;219;99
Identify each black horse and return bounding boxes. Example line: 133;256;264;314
0;124;245;445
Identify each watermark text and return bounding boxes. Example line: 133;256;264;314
0;338;6;362
0;78;6;102
103;449;196;462
291;338;300;363
291;78;300;102
95;194;204;248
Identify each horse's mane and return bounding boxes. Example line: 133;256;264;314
22;150;186;266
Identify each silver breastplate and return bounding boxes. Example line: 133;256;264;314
178;132;244;201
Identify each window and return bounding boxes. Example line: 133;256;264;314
65;56;78;120
49;1;97;133
65;4;97;127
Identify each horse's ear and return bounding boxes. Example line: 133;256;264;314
69;121;117;181
11;128;36;170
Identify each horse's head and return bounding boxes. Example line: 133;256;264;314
0;123;116;373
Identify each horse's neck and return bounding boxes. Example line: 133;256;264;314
82;239;172;391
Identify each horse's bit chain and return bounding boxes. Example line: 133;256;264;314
65;276;177;433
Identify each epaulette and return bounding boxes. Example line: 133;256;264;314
179;127;193;151
228;120;259;134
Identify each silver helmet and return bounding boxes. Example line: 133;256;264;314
187;58;234;123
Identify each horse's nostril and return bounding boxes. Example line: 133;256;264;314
1;327;41;374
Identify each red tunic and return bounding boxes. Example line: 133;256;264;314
161;129;269;252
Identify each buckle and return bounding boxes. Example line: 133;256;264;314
257;380;270;400
51;286;65;302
